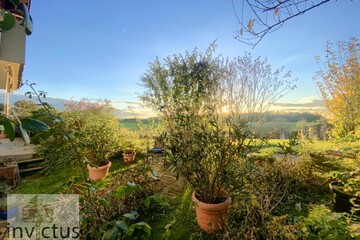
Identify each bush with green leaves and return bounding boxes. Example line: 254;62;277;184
37;109;121;170
299;205;360;239
164;113;251;203
71;161;168;239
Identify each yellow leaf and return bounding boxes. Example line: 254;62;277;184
247;19;253;32
274;8;279;16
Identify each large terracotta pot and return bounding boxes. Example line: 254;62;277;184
87;161;111;181
123;153;136;164
192;191;231;233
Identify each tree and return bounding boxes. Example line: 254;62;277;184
11;100;40;118
232;0;333;47
315;37;360;138
221;53;296;125
140;43;225;131
140;44;296;136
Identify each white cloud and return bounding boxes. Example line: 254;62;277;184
297;96;321;104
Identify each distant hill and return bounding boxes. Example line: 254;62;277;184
0;92;147;119
0;91;69;110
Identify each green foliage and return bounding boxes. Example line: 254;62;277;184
277;132;299;154
119;128;142;154
0;9;15;31
20;118;50;132
0;115;15;140
11;100;40;118
166;114;250;203
76;112;121;166
140;43;296;205
102;211;152;240
329;170;360;195
140;43;224;124
299;205;360;239
0;114;49;141
0;2;32;35
74;161;167;239
37;109;121;170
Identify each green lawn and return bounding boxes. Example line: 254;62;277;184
13;156;139;194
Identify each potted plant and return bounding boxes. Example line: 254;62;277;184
165;115;247;232
79;115;121;181
329;170;360;214
122;141;137;164
0;125;6;139
0;0;33;35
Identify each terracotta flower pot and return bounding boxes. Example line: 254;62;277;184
192;191;231;233
123;153;136;164
87;161;111;181
0;132;6;139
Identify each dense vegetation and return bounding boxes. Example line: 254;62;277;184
1;39;359;239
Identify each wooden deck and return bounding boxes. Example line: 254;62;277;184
0;138;37;162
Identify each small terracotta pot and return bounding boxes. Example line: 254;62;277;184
192;191;231;233
123;153;136;164
87;161;111;181
0;132;6;139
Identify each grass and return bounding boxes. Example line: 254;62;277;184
10;139;360;238
13;139;357;195
12;155;142;194
149;187;218;240
121;119;300;136
119;118;158;131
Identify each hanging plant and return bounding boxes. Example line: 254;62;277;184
0;0;32;35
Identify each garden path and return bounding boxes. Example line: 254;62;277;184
150;160;186;201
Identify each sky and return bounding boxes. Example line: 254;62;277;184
11;0;360;116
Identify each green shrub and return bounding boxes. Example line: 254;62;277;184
37;109;121;171
299;205;360;239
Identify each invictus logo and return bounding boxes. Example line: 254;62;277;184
6;194;80;239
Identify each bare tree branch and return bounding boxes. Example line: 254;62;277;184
232;0;333;47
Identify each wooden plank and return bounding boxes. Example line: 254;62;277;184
19;166;45;173
0;138;37;162
325;150;357;159
17;157;45;164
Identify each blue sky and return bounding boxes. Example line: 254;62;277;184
17;0;360;112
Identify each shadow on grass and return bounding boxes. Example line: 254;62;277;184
150;187;220;240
